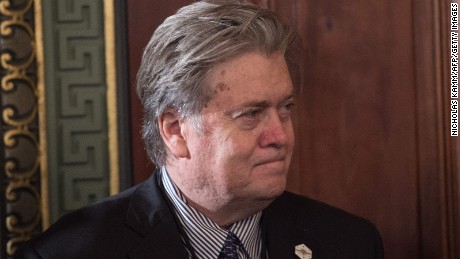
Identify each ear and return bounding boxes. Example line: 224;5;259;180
158;110;189;159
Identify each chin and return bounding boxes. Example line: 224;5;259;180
256;178;287;201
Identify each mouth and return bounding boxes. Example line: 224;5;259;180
254;157;286;167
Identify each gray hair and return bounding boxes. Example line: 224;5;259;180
137;0;298;166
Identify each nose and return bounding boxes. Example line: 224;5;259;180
258;110;291;148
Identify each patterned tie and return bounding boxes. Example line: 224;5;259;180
218;231;243;259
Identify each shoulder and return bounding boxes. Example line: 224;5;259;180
48;182;139;231
268;191;376;229
265;192;384;258
14;179;152;259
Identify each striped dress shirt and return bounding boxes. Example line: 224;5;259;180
160;167;263;259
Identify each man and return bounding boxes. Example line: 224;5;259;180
15;1;384;258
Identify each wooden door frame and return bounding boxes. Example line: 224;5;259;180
413;0;459;257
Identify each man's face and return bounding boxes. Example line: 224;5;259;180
178;51;295;205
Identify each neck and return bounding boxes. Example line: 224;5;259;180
182;193;270;228
164;164;273;228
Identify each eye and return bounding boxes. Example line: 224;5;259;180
242;109;262;118
279;101;295;121
285;102;295;111
237;108;263;129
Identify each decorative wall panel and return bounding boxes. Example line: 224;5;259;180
41;0;111;223
0;0;41;258
0;0;127;257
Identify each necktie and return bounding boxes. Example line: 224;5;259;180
218;231;243;259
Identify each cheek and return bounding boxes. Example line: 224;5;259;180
217;130;259;160
210;136;257;184
287;124;295;147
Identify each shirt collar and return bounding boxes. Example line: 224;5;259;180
160;166;263;259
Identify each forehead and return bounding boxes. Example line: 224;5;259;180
204;51;293;108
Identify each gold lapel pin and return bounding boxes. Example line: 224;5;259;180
295;244;312;259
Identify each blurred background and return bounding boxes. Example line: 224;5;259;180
0;0;458;258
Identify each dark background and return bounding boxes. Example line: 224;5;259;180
125;1;460;258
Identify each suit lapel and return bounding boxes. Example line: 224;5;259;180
125;172;189;259
263;193;319;259
127;216;188;258
124;177;326;258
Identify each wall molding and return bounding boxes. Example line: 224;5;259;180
39;0;123;225
0;0;42;257
414;0;459;258
0;0;128;257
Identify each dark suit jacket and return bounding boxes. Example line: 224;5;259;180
14;173;384;259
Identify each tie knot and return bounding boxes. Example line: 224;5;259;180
219;231;242;259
